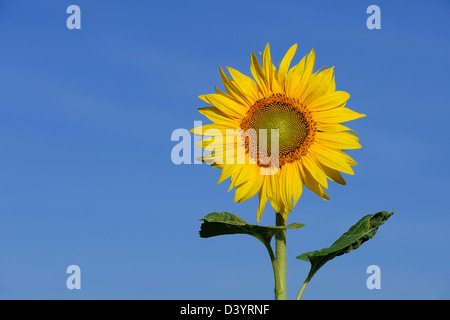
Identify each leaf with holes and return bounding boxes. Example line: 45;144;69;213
199;212;304;246
297;210;394;280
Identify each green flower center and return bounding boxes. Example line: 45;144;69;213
249;102;309;156
241;94;316;167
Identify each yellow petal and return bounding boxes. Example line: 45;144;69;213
230;164;258;187
257;178;269;222
280;164;293;211
217;164;238;184
302;67;335;104
279;161;304;211
301;155;328;188
278;44;298;85
219;66;254;106
200;151;221;165
308;142;354;175
250;52;269;96
190;123;229;135
285;56;304;97
319;163;347;185
290;162;303;206
234;174;263;203
336;149;358;166
312;107;366;124
296;48;315;98
211;162;225;169
197;107;241;128
315;131;362;150
308;91;350;112
262;43;274;87
285;49;315;98
262;43;280;93
316;123;358;136
266;172;283;214
298;161;330;200
226;66;260;103
199;93;248;119
195;136;214;149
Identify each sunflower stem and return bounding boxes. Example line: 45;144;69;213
263;242;282;300
275;213;287;300
296;273;313;300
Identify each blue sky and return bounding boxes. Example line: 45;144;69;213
0;0;449;299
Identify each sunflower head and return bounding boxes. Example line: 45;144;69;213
193;43;365;222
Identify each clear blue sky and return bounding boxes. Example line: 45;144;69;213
0;0;449;299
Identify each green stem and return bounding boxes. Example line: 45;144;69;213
275;213;287;300
296;273;312;300
263;242;283;300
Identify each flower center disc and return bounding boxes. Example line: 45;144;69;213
241;94;316;167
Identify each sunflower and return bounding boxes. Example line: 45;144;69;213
193;44;365;221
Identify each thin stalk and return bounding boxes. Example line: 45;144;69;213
263;242;283;300
296;273;312;300
275;213;287;300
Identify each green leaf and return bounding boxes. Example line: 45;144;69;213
296;210;394;279
199;212;305;246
